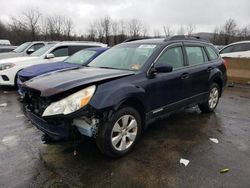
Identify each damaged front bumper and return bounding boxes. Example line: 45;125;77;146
24;105;101;140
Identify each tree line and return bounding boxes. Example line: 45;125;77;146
0;8;249;46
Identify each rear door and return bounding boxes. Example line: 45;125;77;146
183;43;210;98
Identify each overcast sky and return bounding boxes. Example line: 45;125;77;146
0;0;250;35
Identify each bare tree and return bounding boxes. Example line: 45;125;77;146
177;25;185;35
127;19;142;37
223;19;238;44
112;21;119;44
153;29;160;38
100;16;112;45
22;8;42;40
63;18;74;40
163;25;172;37
186;24;196;35
87;23;97;41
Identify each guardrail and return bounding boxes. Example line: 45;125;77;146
224;57;250;84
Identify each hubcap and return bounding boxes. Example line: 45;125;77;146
208;87;219;109
111;115;138;151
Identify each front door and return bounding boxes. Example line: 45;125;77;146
146;44;192;116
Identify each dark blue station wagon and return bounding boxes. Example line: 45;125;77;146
23;36;227;157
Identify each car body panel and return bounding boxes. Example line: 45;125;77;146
23;67;135;97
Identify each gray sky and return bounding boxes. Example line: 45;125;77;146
0;0;250;35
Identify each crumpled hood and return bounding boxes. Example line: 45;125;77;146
19;62;81;79
24;67;134;97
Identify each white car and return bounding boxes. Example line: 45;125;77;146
219;41;250;58
0;41;107;86
0;41;52;60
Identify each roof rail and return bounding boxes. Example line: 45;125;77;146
123;37;151;43
59;41;105;44
165;35;210;43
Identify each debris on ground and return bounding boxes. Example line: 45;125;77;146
180;158;190;167
73;149;77;156
220;168;230;173
3;91;8;94
209;138;219;144
228;83;234;87
16;114;24;118
0;103;7;107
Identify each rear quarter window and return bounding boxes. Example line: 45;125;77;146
206;46;219;60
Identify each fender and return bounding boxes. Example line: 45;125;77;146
89;82;147;112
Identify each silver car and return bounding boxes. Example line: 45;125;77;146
0;41;53;60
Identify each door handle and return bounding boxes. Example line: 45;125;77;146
181;73;190;79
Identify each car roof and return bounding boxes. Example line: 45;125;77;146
52;41;107;47
226;40;250;45
84;47;109;52
123;36;212;45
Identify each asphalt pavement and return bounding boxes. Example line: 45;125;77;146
0;85;249;188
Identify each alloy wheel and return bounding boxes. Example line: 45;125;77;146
111;115;138;151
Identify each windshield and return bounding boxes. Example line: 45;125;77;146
64;50;97;65
13;42;31;53
30;44;55;57
88;44;157;71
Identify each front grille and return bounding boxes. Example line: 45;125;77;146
26;93;50;116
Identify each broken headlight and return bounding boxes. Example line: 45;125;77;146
42;85;96;117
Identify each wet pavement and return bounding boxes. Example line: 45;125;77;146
0;86;249;188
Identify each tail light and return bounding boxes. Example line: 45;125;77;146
222;58;228;69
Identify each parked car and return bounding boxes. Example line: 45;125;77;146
0;41;53;60
0;39;11;46
0;42;107;86
219;41;250;58
18;47;109;94
22;36;227;157
0;45;17;53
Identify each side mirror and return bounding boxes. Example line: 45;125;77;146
154;63;173;73
27;48;35;54
45;53;55;59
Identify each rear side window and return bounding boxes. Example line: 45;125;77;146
52;46;69;57
156;47;184;69
185;46;205;66
206;46;219;60
69;45;98;55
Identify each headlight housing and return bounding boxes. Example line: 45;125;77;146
42;85;96;117
0;63;15;70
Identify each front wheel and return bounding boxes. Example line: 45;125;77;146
96;106;142;157
199;83;220;113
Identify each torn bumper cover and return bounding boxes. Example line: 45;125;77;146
24;106;99;140
24;106;72;139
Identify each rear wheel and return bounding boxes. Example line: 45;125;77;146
199;83;220;113
96;106;142;157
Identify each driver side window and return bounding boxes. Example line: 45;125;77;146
156;47;184;69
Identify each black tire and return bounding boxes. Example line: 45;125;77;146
199;83;220;113
96;106;142;157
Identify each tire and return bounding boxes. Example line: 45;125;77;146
199;83;220;113
96;106;142;157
